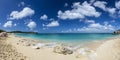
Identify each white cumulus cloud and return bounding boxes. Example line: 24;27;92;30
106;8;116;14
89;0;95;4
45;21;59;27
40;14;48;20
27;20;36;30
93;1;107;11
58;1;101;20
115;1;120;9
77;22;115;33
85;19;95;23
3;21;13;28
93;1;116;15
9;7;35;20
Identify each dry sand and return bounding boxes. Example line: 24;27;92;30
95;38;120;60
6;34;99;60
7;35;82;60
2;34;120;60
0;36;27;60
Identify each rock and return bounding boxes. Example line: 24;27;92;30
33;46;40;49
17;43;19;45
25;44;31;46
95;40;120;60
0;32;8;37
34;46;40;49
113;29;120;34
53;45;73;55
36;47;40;49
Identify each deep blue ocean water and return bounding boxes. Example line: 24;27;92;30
15;33;118;45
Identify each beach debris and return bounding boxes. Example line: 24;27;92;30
53;44;73;55
95;39;120;60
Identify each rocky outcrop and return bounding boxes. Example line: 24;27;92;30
53;45;73;55
0;32;8;37
113;30;120;34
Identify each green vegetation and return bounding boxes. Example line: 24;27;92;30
9;31;38;34
0;29;5;33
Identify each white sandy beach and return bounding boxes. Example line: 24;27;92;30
1;33;120;60
7;34;84;60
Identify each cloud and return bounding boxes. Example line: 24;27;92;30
14;23;17;26
45;21;59;27
89;0;95;4
61;20;115;33
58;1;101;20
49;18;54;21
64;3;68;7
89;23;102;28
40;14;48;20
111;20;115;23
9;7;35;20
106;8;116;14
85;19;95;23
27;20;36;30
61;29;72;33
18;2;25;7
93;1;107;11
77;22;115;33
115;1;120;9
93;1;116;15
3;21;13;28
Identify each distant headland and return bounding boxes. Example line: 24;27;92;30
9;31;38;34
0;29;38;34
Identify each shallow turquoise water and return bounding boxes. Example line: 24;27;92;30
15;33;117;44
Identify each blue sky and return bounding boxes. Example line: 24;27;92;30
0;0;120;33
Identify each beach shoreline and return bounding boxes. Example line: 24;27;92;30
1;33;120;60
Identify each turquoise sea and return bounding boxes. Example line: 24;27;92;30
15;33;118;45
